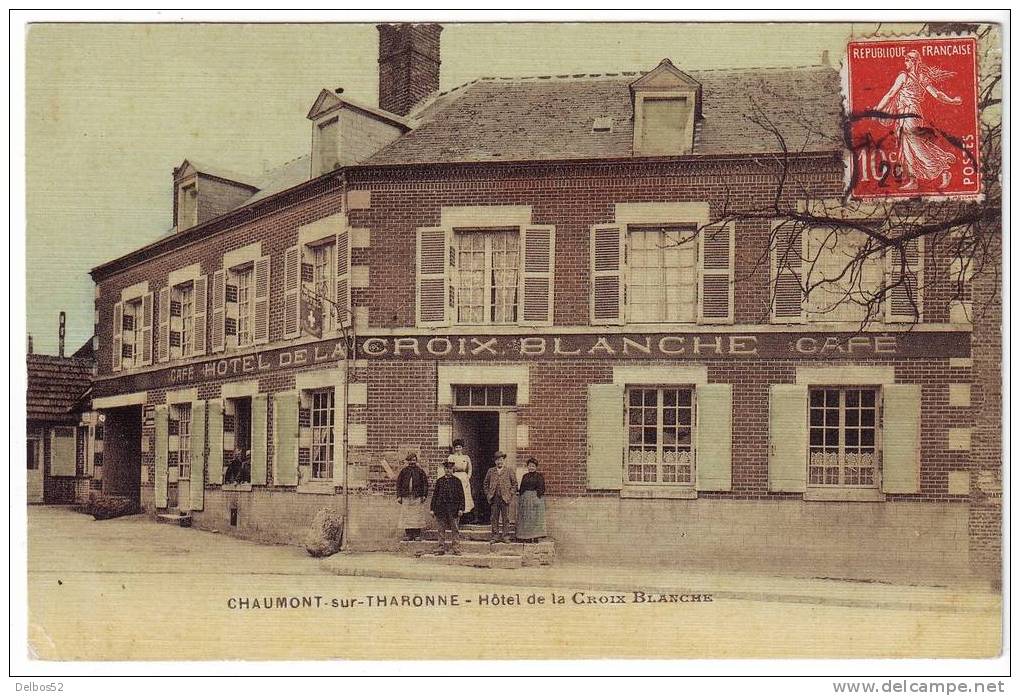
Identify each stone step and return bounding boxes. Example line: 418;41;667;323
400;539;554;567
156;512;192;527
421;553;523;569
423;526;515;542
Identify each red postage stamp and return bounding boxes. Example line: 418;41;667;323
845;35;981;200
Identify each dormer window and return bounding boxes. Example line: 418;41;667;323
631;59;702;157
316;116;341;175
178;181;198;231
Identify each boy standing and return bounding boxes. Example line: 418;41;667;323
430;460;465;555
483;451;518;543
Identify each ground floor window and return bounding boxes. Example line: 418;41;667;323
172;403;192;479
626;386;695;485
808;387;879;487
224;396;252;484
310;388;335;481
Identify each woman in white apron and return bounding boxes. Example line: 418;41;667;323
446;439;475;522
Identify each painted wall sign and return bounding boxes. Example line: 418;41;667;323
92;330;970;396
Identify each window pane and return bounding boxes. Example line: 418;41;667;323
642;97;688;153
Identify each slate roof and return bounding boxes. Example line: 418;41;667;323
27;354;93;422
366;65;843;165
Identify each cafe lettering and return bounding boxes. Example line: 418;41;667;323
93;330;970;396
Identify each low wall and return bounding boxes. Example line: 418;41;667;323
138;485;970;583
545;497;971;584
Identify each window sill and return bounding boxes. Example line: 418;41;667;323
620;486;697;500
221;483;253;492
297;481;336;495
803;487;886;502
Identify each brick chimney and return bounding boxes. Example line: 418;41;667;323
377;23;442;117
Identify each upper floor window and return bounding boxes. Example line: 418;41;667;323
112;286;153;372
770;223;923;324
283;216;349;341
416;225;555;328
627;226;698;323
208;246;270;354
158;271;207;363
455;228;520;324
590;221;733;326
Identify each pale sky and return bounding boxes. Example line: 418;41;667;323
25;21;915;355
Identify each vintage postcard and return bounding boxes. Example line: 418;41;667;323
18;15;1004;673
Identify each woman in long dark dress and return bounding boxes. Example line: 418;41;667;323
515;457;546;542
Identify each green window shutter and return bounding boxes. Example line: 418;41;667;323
207;399;224;485
273;390;299;486
695;384;732;491
154;405;169;508
190;400;207;510
250;394;269;485
768;384;808;492
881;384;921;493
586;384;624;490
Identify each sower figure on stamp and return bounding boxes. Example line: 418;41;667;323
484;451;518;544
396;453;429;541
430;460;465;555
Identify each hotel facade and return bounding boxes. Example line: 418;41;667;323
87;24;1000;581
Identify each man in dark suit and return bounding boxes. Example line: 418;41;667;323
430;460;465;555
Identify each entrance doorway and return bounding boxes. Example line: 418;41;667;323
101;405;142;506
450;384;519;524
452;411;499;523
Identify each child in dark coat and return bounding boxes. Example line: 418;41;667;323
430;460;465;555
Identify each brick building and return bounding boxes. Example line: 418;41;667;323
87;24;998;581
26;347;94;505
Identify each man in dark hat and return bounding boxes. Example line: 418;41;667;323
483;451;518;543
430;460;465;555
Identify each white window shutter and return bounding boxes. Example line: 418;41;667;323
251;394;269;486
272;390;299;486
207;399;224;485
699;222;734;323
768;384;808;492
190;400;206;511
253;256;271;345
210;270;226;353
521;225;555;326
335;228;351;329
886;238;924;322
416;227;450;327
332;390;347;488
154;405;169;508
771;221;805;323
695;384;732;491
112;301;123;372
283;245;301;339
140;292;154;366
881;384;921;493
157;288;171;363
586;383;625;490
590;224;624;325
192;275;208;356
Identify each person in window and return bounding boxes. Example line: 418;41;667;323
396;453;429;541
445;439;475;524
515;457;546;543
430;460;464;555
483;451;518;543
225;450;245;485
